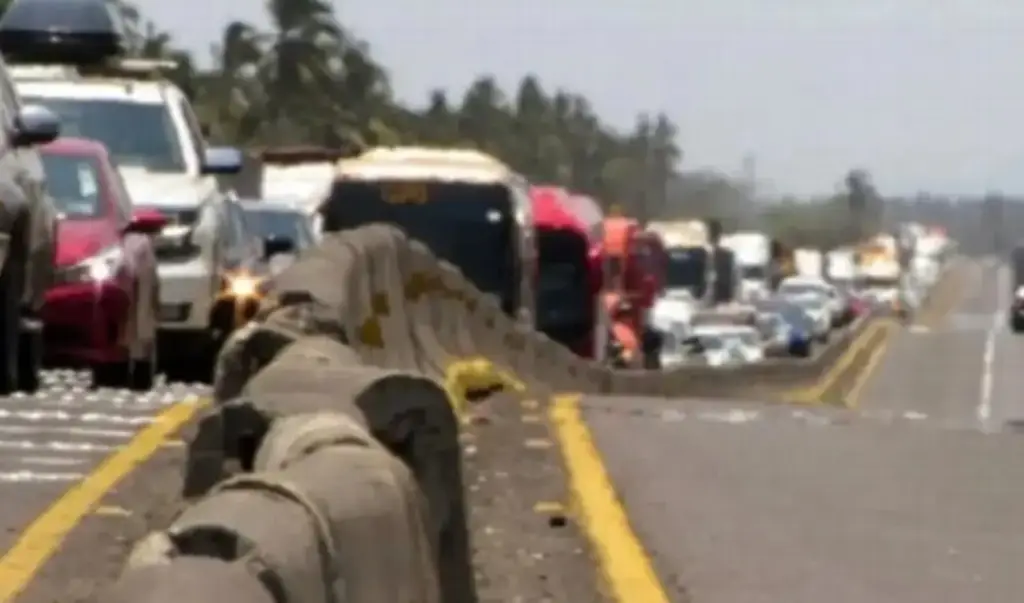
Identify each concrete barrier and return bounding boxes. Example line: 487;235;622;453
102;224;943;601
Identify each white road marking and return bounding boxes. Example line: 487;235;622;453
978;264;1008;431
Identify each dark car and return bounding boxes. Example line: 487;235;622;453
0;99;61;394
39;138;164;390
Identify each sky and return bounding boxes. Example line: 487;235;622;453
132;0;1024;197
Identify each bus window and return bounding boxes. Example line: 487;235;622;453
322;179;522;315
665;246;709;298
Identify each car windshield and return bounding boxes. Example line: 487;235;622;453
777;304;814;330
736;331;760;346
243;208;314;250
740;265;766;279
22;97;186;173
779;282;826;296
40;152;104;219
699;335;724;351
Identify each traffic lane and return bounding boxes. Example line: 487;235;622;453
854;329;985;423
583;395;1024;603
0;370;205;553
985;323;1024;427
856;258;998;422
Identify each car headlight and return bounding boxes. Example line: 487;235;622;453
224;272;262;298
58;246;123;284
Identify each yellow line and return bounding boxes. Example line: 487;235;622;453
844;323;893;408
550;394;669;603
791;321;886;402
0;400;204;603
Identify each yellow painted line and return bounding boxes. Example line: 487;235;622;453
844;323;893;408
0;400;204;603
551;394;669;603
786;320;887;404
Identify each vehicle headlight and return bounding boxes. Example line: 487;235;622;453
58;246;123;284
225;272;262;298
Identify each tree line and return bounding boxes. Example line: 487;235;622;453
7;0;1013;252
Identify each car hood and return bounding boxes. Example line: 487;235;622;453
118;167;216;206
56;219;118;266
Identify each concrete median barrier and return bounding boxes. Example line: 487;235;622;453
106;225;936;601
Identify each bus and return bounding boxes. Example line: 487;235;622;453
321;146;536;323
530;186;599;357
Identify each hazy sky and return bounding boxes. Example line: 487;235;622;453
133;0;1024;196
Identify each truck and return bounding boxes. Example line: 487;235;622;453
719;231;771;300
647;220;713;304
794;248;824;278
856;235;901;311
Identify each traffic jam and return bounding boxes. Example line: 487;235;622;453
0;0;956;485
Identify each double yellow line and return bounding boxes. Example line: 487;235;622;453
786;320;892;406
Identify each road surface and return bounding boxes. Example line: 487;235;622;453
579;258;1024;602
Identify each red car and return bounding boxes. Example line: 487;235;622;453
39;138;165;390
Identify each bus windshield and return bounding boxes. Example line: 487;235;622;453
536;230;592;336
665;246;709;298
322;179;521;314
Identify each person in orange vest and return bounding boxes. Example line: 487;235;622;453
606;294;640;367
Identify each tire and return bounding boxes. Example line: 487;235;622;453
128;343;157;391
91;360;129;389
0;257;22;395
159;331;215;384
17;329;41;393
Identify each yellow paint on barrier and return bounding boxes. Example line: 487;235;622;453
0;399;204;603
550;394;669;603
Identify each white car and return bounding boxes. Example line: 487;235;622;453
14;60;257;382
778;275;844;324
691;324;765;364
784;293;832;341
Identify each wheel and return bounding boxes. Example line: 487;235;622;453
91;360;129;389
128;342;157;391
17;329;41;393
0;257;23;395
159;331;215;384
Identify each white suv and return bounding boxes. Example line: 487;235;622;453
13;61;262;382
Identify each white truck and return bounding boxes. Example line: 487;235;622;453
794;248;824;278
719;231;771;300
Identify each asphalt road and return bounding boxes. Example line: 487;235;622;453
581;258;1024;602
858;257;1024;430
0;371;204;555
584;394;1024;603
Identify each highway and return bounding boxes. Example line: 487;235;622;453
576;258;1024;602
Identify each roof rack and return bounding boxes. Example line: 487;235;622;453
8;57;179;82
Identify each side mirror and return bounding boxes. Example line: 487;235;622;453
200;146;243;175
12;105;59;147
262;236;295;259
125;209;167;234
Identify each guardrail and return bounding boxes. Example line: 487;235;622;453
97;225;952;602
